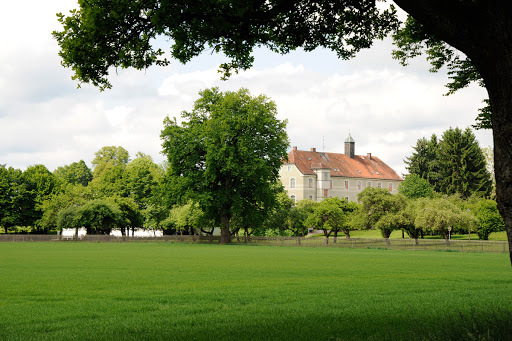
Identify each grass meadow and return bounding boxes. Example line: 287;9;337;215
1;242;511;340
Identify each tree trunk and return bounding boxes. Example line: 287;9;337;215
478;58;512;266
324;236;329;247
345;230;350;240
333;230;338;244
219;208;231;244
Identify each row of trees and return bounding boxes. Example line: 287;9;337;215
1;90;503;245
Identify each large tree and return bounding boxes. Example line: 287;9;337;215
437;127;492;198
405;127;492;198
161;88;289;244
53;1;512;264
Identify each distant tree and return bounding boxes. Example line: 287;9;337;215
161;88;289;244
57;205;81;238
54;160;93;187
125;153;163;210
169;201;204;236
39;184;92;232
415;197;477;245
144;204;169;232
21;165;59;232
106;196;143;236
438;127;492;198
304;197;353;246
358;187;406;245
405;128;492;199
74;199;123;235
0;166;23;233
404;134;440;191
92;146;130;178
473;199;505;240
90;163;128;198
399;173;434;199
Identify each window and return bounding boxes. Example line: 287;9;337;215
287;165;292;172
308;178;313;188
357;181;362;190
290;178;296;188
323;189;328;198
308;195;313;200
377;182;382;188
367;181;371;188
330;180;333;189
389;183;393;192
291;195;296;203
345;180;349;190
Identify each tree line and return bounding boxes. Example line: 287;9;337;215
0;90;503;244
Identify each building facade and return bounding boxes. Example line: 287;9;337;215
280;134;403;203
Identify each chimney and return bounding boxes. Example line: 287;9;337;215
367;153;372;160
293;146;297;151
311;147;316;152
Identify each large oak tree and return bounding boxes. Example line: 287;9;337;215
161;87;289;244
53;0;512;264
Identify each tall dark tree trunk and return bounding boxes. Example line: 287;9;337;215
220;207;231;244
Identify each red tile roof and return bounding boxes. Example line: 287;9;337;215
285;149;402;181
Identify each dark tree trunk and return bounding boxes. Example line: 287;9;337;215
333;230;338;243
220;208;231;244
344;229;351;240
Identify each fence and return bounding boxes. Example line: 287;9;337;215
0;234;508;253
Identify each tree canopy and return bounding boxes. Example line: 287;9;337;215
161;87;289;243
405;127;492;199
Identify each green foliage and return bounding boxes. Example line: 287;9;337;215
358;187;406;238
92;146;130;178
53;0;398;90
169;201;204;235
438;127;492;198
473;199;505;240
404;134;440;191
414;197;477;241
0;166;23;233
20;165;59;232
161;87;289;243
53;160;92;187
39;184;92;232
74;199;123;235
304;197;355;242
398;173;434;199
405;127;492;198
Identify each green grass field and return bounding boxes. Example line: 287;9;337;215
1;243;511;340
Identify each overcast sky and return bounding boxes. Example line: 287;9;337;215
1;1;492;176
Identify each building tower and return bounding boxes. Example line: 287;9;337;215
344;133;355;158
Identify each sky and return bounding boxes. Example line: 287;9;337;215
0;1;492;177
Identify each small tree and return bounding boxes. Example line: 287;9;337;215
358;187;406;245
474;199;505;240
415;197;477;245
304;198;352;246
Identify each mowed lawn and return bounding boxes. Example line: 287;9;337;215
1;243;511;340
